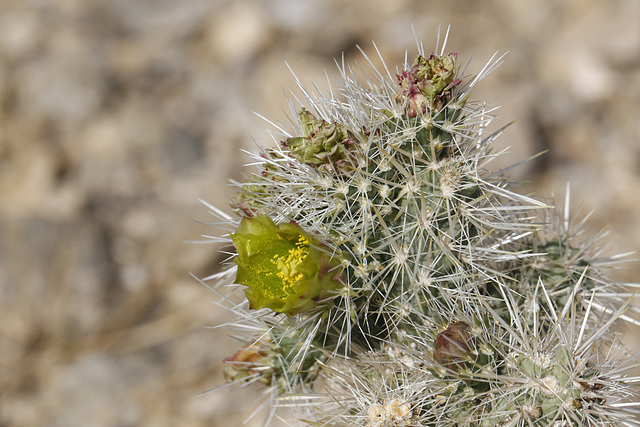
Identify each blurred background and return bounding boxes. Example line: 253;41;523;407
0;0;638;426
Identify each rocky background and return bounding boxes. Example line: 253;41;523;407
0;1;638;426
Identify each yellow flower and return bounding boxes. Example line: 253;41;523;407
231;214;342;316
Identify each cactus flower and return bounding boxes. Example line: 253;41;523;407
231;214;342;316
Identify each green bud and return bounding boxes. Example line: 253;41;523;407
397;53;461;116
282;109;356;173
231;214;343;316
413;53;457;99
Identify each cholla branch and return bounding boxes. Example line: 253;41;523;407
200;31;640;426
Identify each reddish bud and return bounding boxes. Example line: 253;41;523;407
433;321;475;371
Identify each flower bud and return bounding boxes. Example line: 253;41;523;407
223;344;274;386
397;53;461;116
282;109;356;173
433;321;476;371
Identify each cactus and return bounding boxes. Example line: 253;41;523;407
202;34;640;426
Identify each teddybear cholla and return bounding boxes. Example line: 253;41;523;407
203;36;640;426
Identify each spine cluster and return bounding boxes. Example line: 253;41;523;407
204;38;640;426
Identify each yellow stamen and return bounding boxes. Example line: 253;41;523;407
270;236;311;294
